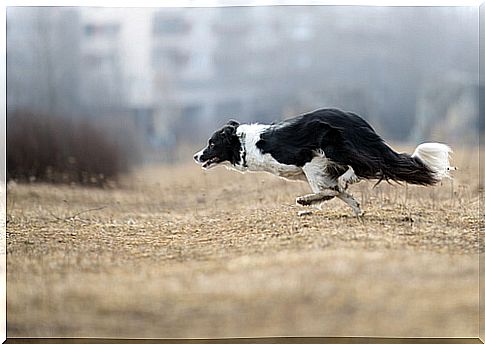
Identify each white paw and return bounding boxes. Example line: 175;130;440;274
339;167;360;190
298;210;313;216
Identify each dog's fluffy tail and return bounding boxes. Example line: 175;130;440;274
376;142;453;186
411;143;453;181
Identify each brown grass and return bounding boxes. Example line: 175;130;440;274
6;147;480;338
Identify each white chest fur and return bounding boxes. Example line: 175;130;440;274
230;124;304;180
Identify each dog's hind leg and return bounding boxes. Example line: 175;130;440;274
338;166;360;190
298;157;340;207
335;167;363;216
336;191;363;216
301;157;364;215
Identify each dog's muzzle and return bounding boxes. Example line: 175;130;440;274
193;152;220;169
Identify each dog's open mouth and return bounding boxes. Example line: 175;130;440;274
202;157;220;169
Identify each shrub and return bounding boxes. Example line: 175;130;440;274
7;111;138;186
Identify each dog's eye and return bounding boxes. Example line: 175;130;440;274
209;142;215;148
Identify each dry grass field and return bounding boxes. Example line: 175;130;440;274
6;147;481;338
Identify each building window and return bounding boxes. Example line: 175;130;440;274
152;48;189;69
84;54;115;67
152;16;191;35
84;23;120;38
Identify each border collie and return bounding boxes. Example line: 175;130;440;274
193;108;453;215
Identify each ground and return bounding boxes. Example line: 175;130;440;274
6;148;481;338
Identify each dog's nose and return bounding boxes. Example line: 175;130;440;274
193;154;199;162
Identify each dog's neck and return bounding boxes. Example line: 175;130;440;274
233;123;270;172
227;123;305;180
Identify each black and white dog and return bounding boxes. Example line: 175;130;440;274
194;108;452;215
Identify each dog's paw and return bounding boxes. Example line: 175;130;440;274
338;168;360;190
340;176;359;190
351;207;365;219
296;196;311;206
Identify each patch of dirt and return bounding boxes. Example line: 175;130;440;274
6;148;480;338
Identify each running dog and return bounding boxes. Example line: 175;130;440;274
193;108;453;215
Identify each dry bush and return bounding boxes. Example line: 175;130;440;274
7;111;138;186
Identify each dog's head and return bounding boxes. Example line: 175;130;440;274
194;120;241;169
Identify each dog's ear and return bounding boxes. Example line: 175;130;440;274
222;125;236;136
221;124;238;144
226;120;240;128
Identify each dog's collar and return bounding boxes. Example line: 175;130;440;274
237;131;248;168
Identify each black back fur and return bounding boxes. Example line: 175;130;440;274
256;108;438;185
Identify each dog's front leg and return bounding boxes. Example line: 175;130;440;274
296;189;339;206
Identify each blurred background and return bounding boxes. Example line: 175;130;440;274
6;6;478;185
